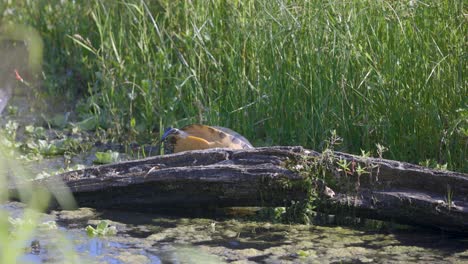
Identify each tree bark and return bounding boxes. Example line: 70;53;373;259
8;146;468;232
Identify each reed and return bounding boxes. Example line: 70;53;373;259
3;0;466;171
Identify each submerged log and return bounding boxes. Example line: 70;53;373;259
8;146;468;232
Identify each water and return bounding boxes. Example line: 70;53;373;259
2;202;467;263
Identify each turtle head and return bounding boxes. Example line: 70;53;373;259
160;127;188;141
161;127;178;141
159;127;192;154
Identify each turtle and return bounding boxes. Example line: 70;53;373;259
159;124;253;154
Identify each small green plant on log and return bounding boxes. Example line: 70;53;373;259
280;131;386;224
282;156;323;224
280;131;344;224
445;184;453;211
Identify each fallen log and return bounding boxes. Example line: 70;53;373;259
8;146;468;232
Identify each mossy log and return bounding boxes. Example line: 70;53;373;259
9;146;468;232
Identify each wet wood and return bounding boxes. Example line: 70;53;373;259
8;146;468;232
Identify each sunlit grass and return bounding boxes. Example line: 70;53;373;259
3;0;466;171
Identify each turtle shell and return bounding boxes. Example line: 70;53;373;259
161;124;253;154
212;126;253;148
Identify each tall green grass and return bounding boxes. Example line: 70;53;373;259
2;0;466;171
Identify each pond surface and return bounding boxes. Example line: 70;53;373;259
2;201;467;264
